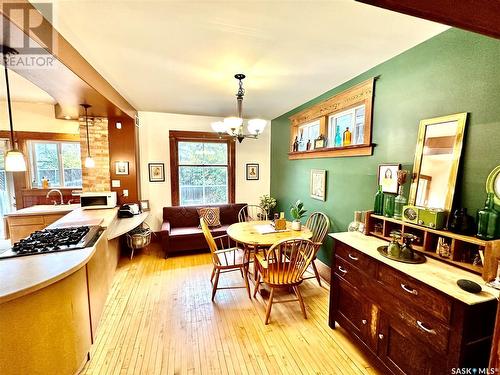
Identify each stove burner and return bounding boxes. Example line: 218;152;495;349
2;226;101;259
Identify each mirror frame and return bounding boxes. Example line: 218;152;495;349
408;112;468;212
486;165;500;206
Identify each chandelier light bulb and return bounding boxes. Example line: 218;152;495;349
223;117;243;136
247;119;267;135
211;121;227;134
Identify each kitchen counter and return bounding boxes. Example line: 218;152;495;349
5;204;81;217
330;231;500;305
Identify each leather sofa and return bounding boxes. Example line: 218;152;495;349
160;203;246;258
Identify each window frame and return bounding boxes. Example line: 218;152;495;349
169;130;235;206
28;139;83;189
327;104;366;147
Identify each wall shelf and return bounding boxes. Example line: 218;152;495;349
365;212;500;280
288;144;373;160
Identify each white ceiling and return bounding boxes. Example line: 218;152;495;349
38;0;447;119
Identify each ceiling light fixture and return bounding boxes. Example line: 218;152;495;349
2;45;27;172
80;104;95;168
211;74;267;143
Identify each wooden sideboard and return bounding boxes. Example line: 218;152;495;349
329;233;498;375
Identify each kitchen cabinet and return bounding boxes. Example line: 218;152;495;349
329;238;497;375
7;213;66;242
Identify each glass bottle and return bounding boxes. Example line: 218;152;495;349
393;186;407;220
384;194;395;218
334;126;342;147
374;185;384;215
477;193;499;240
400;235;414;260
292;136;298;152
348;211;363;232
343;127;352;146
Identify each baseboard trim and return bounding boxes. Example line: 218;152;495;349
315;259;331;285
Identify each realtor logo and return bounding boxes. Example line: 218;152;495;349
1;2;56;68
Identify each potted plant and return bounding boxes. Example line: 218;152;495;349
290;200;307;230
259;194;277;219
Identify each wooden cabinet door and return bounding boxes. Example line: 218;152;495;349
333;277;371;345
377;313;445;375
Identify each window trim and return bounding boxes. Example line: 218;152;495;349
169;130;235;206
28;139;83;189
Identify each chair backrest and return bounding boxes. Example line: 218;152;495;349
200;218;220;265
305;212;330;244
238;204;267;222
264;238;316;285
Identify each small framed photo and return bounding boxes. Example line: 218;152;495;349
378;164;401;194
246;163;259;180
310;169;326;201
314;136;326;149
149;163;165;182
139;199;150;212
115;161;129;175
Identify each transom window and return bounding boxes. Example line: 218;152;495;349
28;140;82;188
328;104;366;147
297;120;320;151
170;131;235;206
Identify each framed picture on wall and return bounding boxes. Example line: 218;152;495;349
246;163;259;180
149;163;165;182
139;199;150;212
378;163;400;194
310;169;326;201
115;161;129;175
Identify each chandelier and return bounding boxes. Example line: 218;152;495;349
211;74;267;143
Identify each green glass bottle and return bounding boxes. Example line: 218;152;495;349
477;193;499;240
374;185;384;215
394;186;407;220
384;194;395;218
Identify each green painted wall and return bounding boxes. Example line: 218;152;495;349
270;29;500;265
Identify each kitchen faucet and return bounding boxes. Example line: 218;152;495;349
46;189;64;205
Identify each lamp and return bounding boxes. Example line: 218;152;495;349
211;74;267;143
81;104;95;168
1;46;27;172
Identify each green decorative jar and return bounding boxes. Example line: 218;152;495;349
384;194;395;218
388;233;401;258
374;185;384;215
477;193;499;240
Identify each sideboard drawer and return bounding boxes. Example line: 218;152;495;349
377;264;452;323
335;256;370;290
336;242;377;278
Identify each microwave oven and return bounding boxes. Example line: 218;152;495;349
80;191;117;210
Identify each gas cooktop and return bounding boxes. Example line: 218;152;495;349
0;225;102;260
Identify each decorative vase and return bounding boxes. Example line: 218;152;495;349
374;185;384;215
393;186;407;220
400;235;414;260
388;232;401;258
292;220;302;231
477;193;499;240
383;194;395;218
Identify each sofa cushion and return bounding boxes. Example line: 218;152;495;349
170;224;230;238
197;207;221;227
163;203;246;227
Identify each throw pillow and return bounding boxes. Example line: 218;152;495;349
198;207;221;228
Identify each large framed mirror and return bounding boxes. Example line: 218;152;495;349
408;112;468;212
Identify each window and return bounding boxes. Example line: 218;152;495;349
170;131;235;206
28;140;82;188
328;104;366;147
297;120;320;151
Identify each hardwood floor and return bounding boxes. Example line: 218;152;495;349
81;244;380;375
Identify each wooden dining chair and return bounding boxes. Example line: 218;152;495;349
253;238;316;324
304;212;330;286
200;218;251;301
238;204;268;222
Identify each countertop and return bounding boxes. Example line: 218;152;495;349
0;207;140;305
5;204;81;217
330;231;500;305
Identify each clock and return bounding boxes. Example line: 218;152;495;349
402;205;418;224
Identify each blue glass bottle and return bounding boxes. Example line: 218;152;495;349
334;126;342;147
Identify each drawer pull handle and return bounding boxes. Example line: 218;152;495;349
338;266;348;274
378;334;384;340
348;254;359;261
416;320;436;335
362;319;367;325
400;283;418;295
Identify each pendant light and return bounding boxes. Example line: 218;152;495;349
81;104;95;168
1;46;27;172
211;74;267;143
